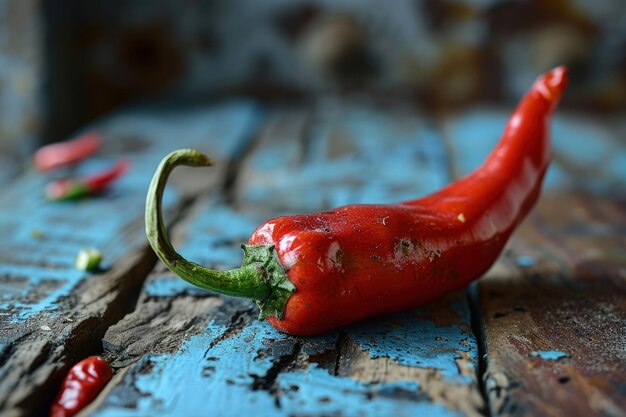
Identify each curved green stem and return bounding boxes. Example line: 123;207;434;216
145;149;269;300
145;149;295;319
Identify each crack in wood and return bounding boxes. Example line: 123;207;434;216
303;339;340;374
0;245;158;416
251;340;303;409
204;305;256;356
467;287;492;417
103;295;219;368
333;331;349;376
473;193;626;417
0;196;199;414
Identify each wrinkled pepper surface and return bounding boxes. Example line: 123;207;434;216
145;66;568;336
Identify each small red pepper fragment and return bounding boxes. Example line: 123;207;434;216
34;132;102;172
50;356;112;417
145;66;568;336
46;159;130;201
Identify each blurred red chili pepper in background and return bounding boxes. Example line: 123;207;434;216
46;159;130;201
50;356;112;417
34;132;102;172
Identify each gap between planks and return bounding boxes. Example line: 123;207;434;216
0;198;194;417
435;111;492;417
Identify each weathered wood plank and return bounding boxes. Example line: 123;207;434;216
238;101;450;212
0;100;261;416
477;193;626;417
443;109;626;417
90;101;484;417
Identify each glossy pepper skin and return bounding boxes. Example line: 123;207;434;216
50;356;112;417
145;66;568;336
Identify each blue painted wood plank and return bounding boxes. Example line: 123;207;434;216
97;316;468;417
0;100;262;415
0;100;260;323
239;103;452;213
92;103;482;417
474;193;626;417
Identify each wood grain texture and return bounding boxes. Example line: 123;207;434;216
443;108;626;417
2;99;623;417
88;101;484;417
477;194;626;417
0;100;261;416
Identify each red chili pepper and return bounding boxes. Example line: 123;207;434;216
145;67;568;336
34;132;102;172
50;356;112;417
46;159;130;201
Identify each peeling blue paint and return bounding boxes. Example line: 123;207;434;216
348;308;476;384
0;100;261;321
278;366;460;417
529;350;568;361
95;313;467;417
0;170;179;320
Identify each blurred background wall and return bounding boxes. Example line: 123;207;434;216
0;0;42;165
1;0;625;151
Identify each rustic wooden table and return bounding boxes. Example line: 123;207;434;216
0;99;624;417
